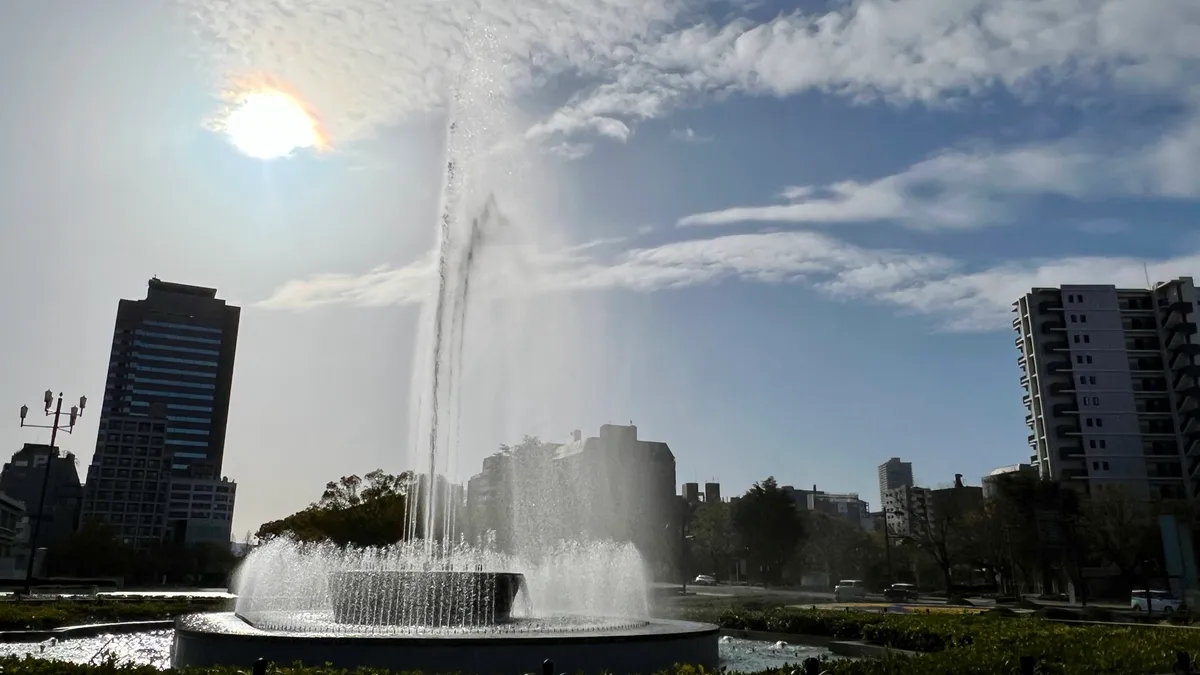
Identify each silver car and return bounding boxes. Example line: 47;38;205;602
834;579;867;602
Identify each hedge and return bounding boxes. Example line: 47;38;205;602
0;597;229;631
688;607;1200;674
2;604;1198;674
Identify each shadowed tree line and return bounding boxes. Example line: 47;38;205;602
255;469;413;546
686;473;1188;598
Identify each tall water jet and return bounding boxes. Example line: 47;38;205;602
174;24;719;675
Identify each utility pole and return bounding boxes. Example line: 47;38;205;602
18;390;86;596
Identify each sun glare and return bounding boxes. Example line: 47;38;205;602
217;83;327;160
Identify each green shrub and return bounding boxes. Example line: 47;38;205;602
686;607;1200;675
0;597;228;630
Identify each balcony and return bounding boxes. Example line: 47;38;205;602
1169;301;1194;315
1049;382;1076;396
1167;322;1199;347
1017;354;1028;369
1170;342;1200;357
1013;316;1022;330
1046;360;1072;374
1056;424;1082;438
1058;446;1085;460
1174;364;1200;389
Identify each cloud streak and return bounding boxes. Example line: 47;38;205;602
677;126;1200;229
260;230;1200;333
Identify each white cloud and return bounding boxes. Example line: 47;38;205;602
535;0;1200;145
259;230;1200;333
677;129;1198;229
669;127;711;143
177;0;692;145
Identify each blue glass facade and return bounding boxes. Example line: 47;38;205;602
81;280;240;547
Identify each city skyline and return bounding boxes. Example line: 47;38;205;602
1;0;1198;537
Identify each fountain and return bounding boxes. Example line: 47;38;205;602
171;30;718;675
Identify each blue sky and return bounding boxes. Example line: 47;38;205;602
1;0;1199;536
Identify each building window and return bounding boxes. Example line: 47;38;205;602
1086;418;1094;427
1080;314;1088;323
1096;418;1104;427
1086;355;1093;364
1071;315;1078;323
1077;355;1084;364
1084;335;1091;343
1074;335;1081;343
1089;376;1097;385
1080;375;1087;384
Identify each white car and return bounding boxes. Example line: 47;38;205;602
692;574;716;586
834;579;868;602
1131;590;1180;613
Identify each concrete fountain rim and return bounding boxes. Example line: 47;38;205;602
178;612;720;645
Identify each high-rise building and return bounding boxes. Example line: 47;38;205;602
80;279;241;547
682;482;700;504
1015;277;1200;499
704;482;721;504
0;444;83;547
877;458;913;507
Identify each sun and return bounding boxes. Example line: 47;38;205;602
212;77;329;160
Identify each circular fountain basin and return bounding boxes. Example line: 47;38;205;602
172;612;720;674
327;570;525;627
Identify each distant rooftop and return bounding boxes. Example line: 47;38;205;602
147;277;219;299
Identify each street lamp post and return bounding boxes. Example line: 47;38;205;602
18;390;86;595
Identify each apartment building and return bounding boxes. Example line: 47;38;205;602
1014;277;1200;499
882;485;932;535
877;457;914;508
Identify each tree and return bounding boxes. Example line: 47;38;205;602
689;501;736;580
894;486;980;592
45;521;134;578
1079;485;1160;592
733;477;804;585
801;511;884;587
257;470;413;547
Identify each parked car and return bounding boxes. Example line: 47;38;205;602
883;583;919;602
834;579;868;602
692;574;716;586
1131;589;1180;613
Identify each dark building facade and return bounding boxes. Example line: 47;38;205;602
704;482;721;504
0;444;83;547
80;279;240;547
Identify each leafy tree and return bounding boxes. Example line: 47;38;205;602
257;470;412;547
733;477;804;585
689;501;736;580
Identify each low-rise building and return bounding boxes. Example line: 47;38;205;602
0;492;27;580
0;444;83;547
165;476;236;545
